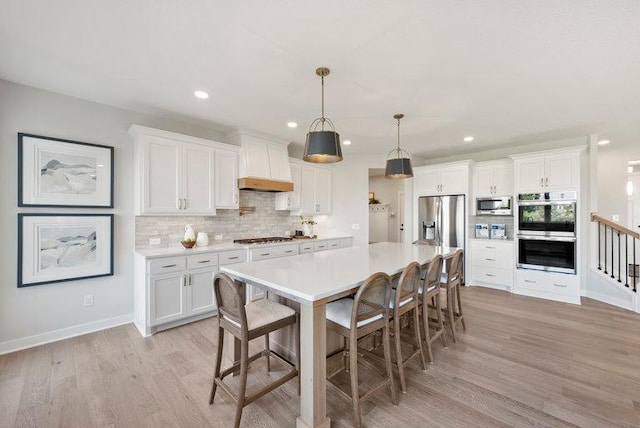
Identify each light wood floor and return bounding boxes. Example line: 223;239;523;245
1;286;640;427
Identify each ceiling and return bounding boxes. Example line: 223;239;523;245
1;1;639;158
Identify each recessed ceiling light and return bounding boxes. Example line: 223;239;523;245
598;139;610;145
343;140;352;145
194;90;209;99
287;122;298;128
463;136;474;142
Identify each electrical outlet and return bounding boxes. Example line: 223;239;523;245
351;224;360;230
284;230;291;236
149;237;161;245
612;214;620;222
215;234;223;240
83;294;94;307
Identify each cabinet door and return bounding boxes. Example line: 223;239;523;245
515;158;545;192
493;163;514;196
182;143;216;214
149;272;186;326
299;167;316;215
275;164;301;211
440;166;467;195
143;137;181;213
240;137;270;178
188;267;217;314
215;149;239;209
545;153;577;190
267;143;292;182
474;166;494;197
314;169;331;214
414;169;440;196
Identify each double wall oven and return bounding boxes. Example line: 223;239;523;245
517;191;577;274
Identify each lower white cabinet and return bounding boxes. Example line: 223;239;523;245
514;269;580;304
470;240;514;289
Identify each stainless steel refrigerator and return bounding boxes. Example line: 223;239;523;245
417;195;465;248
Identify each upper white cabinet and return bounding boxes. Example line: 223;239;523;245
130;125;240;215
414;161;471;196
276;159;332;215
231;132;292;182
473;160;514;197
215;148;239;209
511;148;583;193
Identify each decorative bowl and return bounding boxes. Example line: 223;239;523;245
181;240;196;249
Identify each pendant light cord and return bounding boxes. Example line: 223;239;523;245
396;116;401;156
320;75;325;130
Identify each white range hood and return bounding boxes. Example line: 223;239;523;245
229;131;294;192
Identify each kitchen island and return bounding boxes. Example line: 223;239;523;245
221;241;458;428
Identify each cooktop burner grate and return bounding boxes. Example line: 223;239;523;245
233;236;293;244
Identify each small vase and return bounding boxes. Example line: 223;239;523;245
196;232;209;247
303;224;314;237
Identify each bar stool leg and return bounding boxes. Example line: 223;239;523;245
383;321;398;405
393;314;407;393
422;303;434;363
265;333;271;372
413;307;427;370
209;325;225;404
446;287;458;343
434;294;447;347
349;334;362;428
234;338;249;428
456;285;466;331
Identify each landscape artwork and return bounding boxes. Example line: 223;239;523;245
18;133;114;207
39;151;97;195
18;214;114;287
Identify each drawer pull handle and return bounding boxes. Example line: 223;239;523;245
227;256;239;260
260;253;270;256
197;260;211;264
524;279;536;284
485;273;496;277
162;264;177;268
284;250;293;253
486;246;496;249
553;283;567;288
485;258;496;261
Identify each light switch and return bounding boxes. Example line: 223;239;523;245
612;214;620;222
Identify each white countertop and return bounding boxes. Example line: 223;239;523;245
221;242;458;303
135;235;353;259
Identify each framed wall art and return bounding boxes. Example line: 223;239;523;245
18;133;114;207
18;213;114;287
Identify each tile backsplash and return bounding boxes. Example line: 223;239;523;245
135;191;301;249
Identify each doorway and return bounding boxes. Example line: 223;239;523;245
368;168;405;243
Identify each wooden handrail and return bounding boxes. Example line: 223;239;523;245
591;213;640;239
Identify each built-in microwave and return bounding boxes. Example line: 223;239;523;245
476;196;512;216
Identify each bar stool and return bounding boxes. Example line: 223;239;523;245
209;273;299;428
390;261;426;393
326;272;398;428
442;249;466;342
418;254;447;363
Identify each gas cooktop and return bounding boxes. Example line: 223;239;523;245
233;236;293;245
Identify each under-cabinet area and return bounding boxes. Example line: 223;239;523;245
133;237;352;336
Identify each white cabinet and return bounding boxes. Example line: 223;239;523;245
147;253;218;328
247;244;300;301
414;161;471;196
277;160;332;215
233;133;292;182
511;149;582;193
470;240;514;290
514;269;580;304
215;148;239;209
130;125;241;216
473;160;513;197
275;164;301;210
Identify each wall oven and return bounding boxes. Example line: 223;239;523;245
517;191;577;274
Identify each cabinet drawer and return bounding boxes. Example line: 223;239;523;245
516;269;578;296
299;242;314;253
219;250;247;265
149;257;186;275
339;238;353;248
276;244;299;257
313;241;329;251
471;240;513;269
326;240;340;250
187;253;218;270
472;266;513;287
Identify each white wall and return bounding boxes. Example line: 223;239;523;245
0;80;228;353
597;143;640;226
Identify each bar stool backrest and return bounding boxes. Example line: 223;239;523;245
395;262;422;307
444;249;464;286
352;272;392;327
213;273;247;331
424;254;444;291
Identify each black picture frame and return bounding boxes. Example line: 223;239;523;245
18;133;114;208
18;213;114;287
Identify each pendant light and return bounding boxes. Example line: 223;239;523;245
385;113;413;179
303;67;342;163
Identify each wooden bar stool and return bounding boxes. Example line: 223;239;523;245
418;254;447;363
390;261;427;393
209;273;299;428
441;249;466;342
326;272;398;428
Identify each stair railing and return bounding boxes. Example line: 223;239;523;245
591;213;639;292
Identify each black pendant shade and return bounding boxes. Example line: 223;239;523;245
304;67;343;163
304;130;342;163
385;113;413;179
385;157;413;179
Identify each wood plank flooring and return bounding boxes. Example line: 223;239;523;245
1;286;639;427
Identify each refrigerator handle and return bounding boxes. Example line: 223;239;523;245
436;198;442;245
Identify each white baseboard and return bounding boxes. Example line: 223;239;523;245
0;313;133;355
